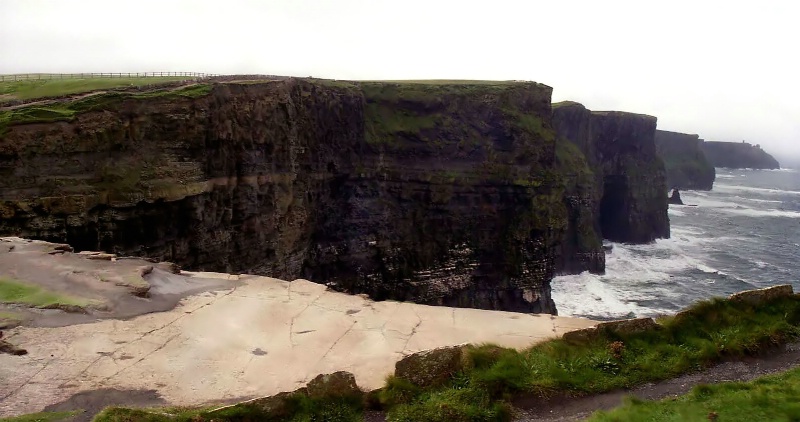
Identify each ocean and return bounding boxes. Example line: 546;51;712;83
552;167;800;320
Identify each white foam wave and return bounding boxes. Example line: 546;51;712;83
723;207;800;219
717;174;737;179
733;196;782;204
714;184;800;196
696;264;724;275
668;207;686;217
553;233;729;319
752;260;770;269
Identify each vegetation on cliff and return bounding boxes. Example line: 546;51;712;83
0;77;194;103
0;84;211;135
590;366;800;421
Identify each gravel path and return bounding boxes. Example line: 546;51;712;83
513;342;800;421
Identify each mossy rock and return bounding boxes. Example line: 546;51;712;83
394;345;466;388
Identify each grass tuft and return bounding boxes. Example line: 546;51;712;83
589;366;800;421
0;277;91;308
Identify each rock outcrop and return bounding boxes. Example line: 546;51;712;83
668;189;684;205
552;102;670;244
701;141;780;169
0;80;566;313
654;130;715;190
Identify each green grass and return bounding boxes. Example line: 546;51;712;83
360;79;527;85
0;77;192;102
383;295;800;421
0;84;212;134
93;394;363;422
589;366;800;422
0;277;91;308
0;410;82;422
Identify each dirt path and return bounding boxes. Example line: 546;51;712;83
512;342;800;421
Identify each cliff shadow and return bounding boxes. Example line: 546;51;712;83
599;175;629;242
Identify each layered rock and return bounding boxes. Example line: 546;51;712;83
552;102;670;244
0;80;565;313
553;138;604;274
654;130;715;190
701;141;780;169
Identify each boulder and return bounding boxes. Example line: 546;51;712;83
394;345;465;387
563;317;659;344
306;371;362;399
203;389;306;419
729;285;794;305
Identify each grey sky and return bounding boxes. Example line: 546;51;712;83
2;0;798;164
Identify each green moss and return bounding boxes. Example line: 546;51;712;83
589;366;800;421
0;277;92;308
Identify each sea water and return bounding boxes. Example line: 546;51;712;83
552;168;800;320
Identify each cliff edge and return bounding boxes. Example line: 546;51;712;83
701;141;780;169
655;130;716;190
552;101;670;244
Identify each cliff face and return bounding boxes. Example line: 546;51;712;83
552;102;670;244
654;130;715;190
0;80;565;313
553;139;604;274
701;141;780;169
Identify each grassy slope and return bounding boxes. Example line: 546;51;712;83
0;277;91;308
0;84;212;134
0;77;192;102
385;295;800;421
590;366;800;422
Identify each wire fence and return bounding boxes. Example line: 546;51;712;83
0;72;221;82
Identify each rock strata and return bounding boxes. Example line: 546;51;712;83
552;102;670;244
0;80;566;313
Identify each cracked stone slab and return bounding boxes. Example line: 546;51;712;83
0;271;597;417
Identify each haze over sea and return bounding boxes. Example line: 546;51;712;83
553;167;800;320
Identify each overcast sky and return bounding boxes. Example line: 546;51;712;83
2;0;798;164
